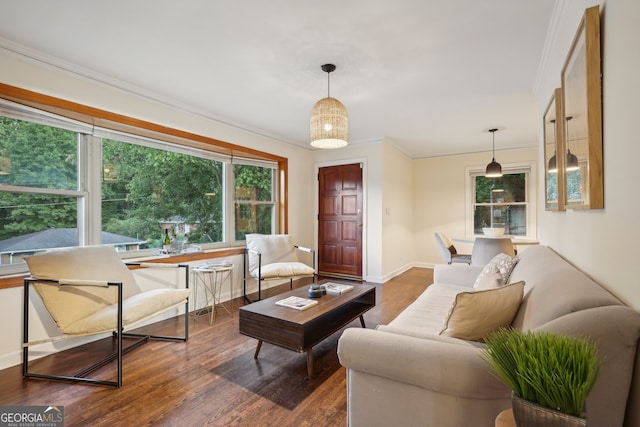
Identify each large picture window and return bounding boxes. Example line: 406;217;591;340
102;138;224;248
0;100;278;271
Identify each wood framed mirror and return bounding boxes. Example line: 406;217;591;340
561;5;603;209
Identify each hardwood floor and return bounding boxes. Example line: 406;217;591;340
0;268;433;426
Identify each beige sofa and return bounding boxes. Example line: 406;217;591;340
337;245;640;427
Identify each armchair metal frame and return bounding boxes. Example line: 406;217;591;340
243;245;316;303
22;262;190;388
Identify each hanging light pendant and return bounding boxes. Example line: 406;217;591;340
565;116;579;171
310;64;348;149
485;128;503;178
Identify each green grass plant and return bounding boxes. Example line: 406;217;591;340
481;329;601;418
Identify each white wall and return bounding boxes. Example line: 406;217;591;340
413;148;538;266
536;0;640;309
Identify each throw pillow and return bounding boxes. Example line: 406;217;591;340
474;266;504;290
439;281;525;341
473;253;519;289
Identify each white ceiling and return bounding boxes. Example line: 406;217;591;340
0;0;556;158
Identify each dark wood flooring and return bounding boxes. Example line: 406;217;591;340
0;268;432;426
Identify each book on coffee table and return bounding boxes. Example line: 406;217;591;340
275;296;318;311
323;282;354;295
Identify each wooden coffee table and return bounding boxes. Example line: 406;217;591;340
239;282;376;378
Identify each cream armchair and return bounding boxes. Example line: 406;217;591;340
243;234;315;302
23;245;191;387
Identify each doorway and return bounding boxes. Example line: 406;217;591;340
317;163;363;279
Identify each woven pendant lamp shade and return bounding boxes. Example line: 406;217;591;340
310;97;348;149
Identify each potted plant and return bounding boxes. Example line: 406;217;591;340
481;328;602;427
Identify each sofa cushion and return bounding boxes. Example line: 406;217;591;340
440;281;525;341
510;246;623;331
473;253;519;289
388;283;470;334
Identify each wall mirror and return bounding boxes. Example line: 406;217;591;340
561;5;603;209
544;88;565;211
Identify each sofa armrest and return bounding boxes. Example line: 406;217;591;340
337;328;509;399
433;264;483;287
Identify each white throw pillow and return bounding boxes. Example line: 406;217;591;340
439;281;525;341
473;253;519;289
474;267;504;290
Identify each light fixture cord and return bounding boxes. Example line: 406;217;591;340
492;130;496;159
327;71;331;98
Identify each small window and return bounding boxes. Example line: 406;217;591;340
473;173;527;235
467;163;536;238
234;163;275;240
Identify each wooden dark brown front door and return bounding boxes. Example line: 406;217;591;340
318;163;363;279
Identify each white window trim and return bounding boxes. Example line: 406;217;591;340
464;161;537;239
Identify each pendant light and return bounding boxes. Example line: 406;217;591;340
547;119;558;173
565;116;579;171
485;128;503;178
310;64;348;149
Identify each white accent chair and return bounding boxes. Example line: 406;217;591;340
471;237;516;266
434;232;471;264
243;234;315;302
23;245;191;387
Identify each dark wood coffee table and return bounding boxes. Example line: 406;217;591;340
239;282;376;378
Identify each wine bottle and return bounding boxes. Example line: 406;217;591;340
163;229;171;253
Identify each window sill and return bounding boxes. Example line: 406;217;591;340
0;246;245;290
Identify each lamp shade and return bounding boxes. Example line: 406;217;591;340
566;149;579;171
310;97;348;149
548;153;557;173
485;159;502;178
485;128;502;178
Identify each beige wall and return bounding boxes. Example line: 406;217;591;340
535;0;640;309
381;141;414;280
412;148;538;266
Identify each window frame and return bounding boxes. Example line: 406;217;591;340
0;83;289;276
465;161;537;239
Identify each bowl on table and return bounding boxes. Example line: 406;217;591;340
482;227;505;237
